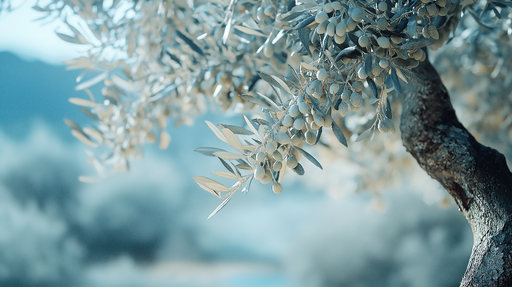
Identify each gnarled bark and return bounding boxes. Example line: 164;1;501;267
398;58;512;286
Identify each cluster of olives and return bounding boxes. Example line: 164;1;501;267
250;1;283;58
313;62;402;133
304;67;364;114
282;96;334;139
291;0;455;119
314;0;453;38
251;137;303;194
251;89;340;192
306;0;460;71
206;0;462;196
419;0;452;19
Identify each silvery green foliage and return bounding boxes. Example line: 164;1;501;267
37;0;510;215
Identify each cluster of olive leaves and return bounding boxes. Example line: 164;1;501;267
32;0;510;215
192;0;509;217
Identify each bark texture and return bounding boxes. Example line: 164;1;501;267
399;58;512;286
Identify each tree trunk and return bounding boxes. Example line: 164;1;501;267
398;57;512;286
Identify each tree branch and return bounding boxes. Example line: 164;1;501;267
398;57;512;286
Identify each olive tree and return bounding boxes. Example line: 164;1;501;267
23;0;512;285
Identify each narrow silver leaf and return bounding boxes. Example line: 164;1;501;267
219;124;253;135
233;25;266;37
384;99;393;119
397;38;435;50
297;26;312;57
364;53;372;76
390;67;403;95
194;147;227;157
288;64;300;82
176;30;204;56
396;68;428;87
291;163;305;176
331;120;348;147
207;192;234;219
293;15;315;30
355;128;373;142
294;147;323;170
367;78;378;98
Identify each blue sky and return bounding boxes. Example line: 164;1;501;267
0;1;84;64
0;3;474;287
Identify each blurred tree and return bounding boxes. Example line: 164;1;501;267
21;0;512;285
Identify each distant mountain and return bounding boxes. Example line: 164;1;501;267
0;52;93;140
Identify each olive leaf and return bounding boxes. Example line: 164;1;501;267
297;26;313;57
397;67;428;87
390;67;403;95
315;126;323;145
218;157;235;174
176;30;204;56
205;120;228;143
233;25;266;37
293;15;315;30
335;46;361;62
72;129;99;147
207;192;235;219
214;151;246;160
398;38;435;50
294;146;323;170
288;64;301;83
292;163;305;175
193;176;231;194
219;124;254;135
384;98;393;119
364;53;372;76
280;11;304;22
355;128;374;142
194;147;227;157
256;92;282;111
240;94;275;111
331;120;348;147
64;118;81;131
220;127;245;154
367;78;378;98
75;71;108;91
243;115;260;138
213;171;238;179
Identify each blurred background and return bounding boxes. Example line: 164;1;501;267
0;2;473;287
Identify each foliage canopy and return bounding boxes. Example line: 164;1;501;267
22;0;512;215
